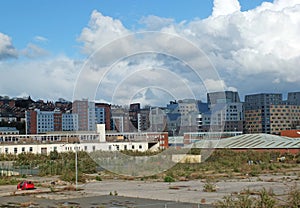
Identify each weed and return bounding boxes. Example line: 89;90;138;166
164;175;175;183
203;181;217;192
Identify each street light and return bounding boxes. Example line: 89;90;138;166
74;140;80;191
75;143;78;191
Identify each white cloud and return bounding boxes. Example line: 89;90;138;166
2;0;300;104
139;15;174;30
212;0;241;17
0;33;18;60
204;79;235;93
78;10;129;54
21;43;50;58
34;36;48;43
0;56;80;101
181;0;300;95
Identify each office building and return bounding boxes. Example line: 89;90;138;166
244;93;283;134
204;91;244;132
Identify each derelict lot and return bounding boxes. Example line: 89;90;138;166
0;172;298;207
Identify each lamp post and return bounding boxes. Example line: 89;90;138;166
75;143;78;191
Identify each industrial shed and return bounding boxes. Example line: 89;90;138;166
192;134;300;154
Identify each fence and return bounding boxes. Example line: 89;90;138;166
0;161;39;176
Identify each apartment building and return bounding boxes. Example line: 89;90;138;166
244;93;282;134
25;109;78;134
95;103;112;130
203;91;244;132
72;99;96;131
270;104;300;135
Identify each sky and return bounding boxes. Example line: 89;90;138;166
0;0;299;106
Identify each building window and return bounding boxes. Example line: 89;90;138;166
92;146;96;151
5;148;8;153
139;145;142;149
22;147;25;152
14;147;17;154
29;147;33;152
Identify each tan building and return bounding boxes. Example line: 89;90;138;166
270;105;300;135
244;109;263;133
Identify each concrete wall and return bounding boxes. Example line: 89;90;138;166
172;154;201;163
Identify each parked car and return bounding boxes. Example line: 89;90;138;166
17;180;35;190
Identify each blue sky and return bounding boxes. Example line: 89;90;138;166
0;0;271;57
0;0;299;104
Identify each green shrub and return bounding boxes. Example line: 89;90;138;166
256;188;276;208
164;175;175;183
95;175;102;181
287;184;300;208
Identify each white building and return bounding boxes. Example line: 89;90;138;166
0;125;165;155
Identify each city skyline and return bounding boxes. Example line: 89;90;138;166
1;89;299;107
0;0;299;107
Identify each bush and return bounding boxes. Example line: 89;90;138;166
95;175;102;181
256;188;275;208
164;175;175;183
215;188;276;208
0;177;19;185
287;184;300;208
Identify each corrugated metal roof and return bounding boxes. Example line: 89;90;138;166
193;134;300;149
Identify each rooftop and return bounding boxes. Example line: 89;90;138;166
192;134;300;149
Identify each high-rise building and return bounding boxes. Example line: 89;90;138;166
95;103;111;130
207;91;240;107
72;99;96;131
137;108;150;132
270;104;300;135
129;103;140;131
244;93;282;134
204;91;243;132
287;92;300;105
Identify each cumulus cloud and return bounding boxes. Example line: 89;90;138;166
139;15;174;30
0;56;80;101
77;1;300;104
181;0;300;96
0;33;18;60
2;0;300;103
75;27;220;105
78;10;129;54
212;0;241;17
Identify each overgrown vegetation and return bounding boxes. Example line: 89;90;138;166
0;149;299;184
215;186;300;208
161;149;299;181
0;151;97;183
